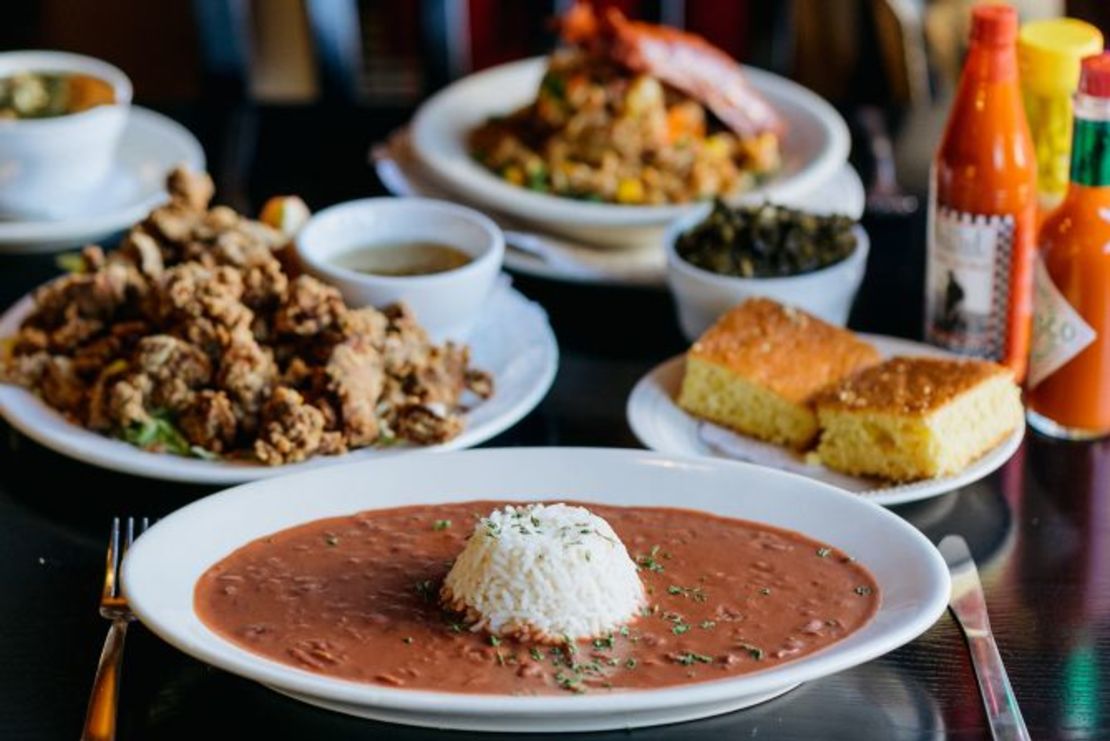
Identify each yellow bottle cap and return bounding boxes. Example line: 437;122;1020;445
1019;18;1104;95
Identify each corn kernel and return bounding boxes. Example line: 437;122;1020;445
616;178;644;204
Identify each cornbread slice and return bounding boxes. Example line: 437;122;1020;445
678;298;882;447
814;357;1022;481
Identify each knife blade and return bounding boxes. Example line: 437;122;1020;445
939;535;1030;741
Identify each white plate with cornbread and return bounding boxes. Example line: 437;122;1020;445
627;299;1025;507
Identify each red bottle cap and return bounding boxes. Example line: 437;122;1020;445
970;4;1018;46
1079;52;1110;98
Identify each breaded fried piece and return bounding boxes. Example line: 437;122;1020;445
814;357;1022;481
678;298;880;447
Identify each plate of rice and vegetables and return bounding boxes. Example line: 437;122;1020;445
410;2;849;247
121;448;949;732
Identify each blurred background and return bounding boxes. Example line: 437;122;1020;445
1;0;1107;207
2;0;1109;340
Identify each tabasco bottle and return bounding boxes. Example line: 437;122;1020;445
1027;53;1110;440
925;4;1038;382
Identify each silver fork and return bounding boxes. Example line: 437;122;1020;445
81;517;150;741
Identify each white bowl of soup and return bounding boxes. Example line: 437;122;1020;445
296;198;505;341
0;51;132;220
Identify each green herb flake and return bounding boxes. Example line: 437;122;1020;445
324;534;340;547
738;643;764;660
673;652;714;666
489;635;502;647
854;585;873;596
817;547;831;558
672;622;690;636
699;620;717;630
530;647;544;661
625;658;638;669
433;519;452;531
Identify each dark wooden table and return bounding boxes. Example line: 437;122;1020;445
1;104;1108;740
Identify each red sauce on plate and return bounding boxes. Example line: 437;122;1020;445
194;502;879;695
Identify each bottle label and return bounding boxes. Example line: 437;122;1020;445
1070;118;1110;188
925;206;1013;360
1028;255;1096;388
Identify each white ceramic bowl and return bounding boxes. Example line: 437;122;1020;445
296;198;505;341
0;51;133;220
120;447;949;733
411;57;850;248
665;203;870;341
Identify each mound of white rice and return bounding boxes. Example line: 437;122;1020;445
441;503;644;641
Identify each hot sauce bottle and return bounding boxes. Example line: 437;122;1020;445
1027;53;1110;440
925;4;1037;382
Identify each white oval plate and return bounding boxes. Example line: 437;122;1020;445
0;281;557;483
121;447;949;733
627;335;1025;507
411;57;849;248
0;107;206;253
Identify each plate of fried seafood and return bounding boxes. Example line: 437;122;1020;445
411;2;849;248
0;169;557;483
627;299;1024;507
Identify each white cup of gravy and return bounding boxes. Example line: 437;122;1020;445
0;51;132;220
296;198;505;342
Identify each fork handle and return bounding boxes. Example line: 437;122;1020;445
81;619;129;741
967;632;1031;741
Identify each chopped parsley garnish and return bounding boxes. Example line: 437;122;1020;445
854;585;873;596
433;519;452;531
673;652;714;666
667;584;707;602
699;620;717;630
637;545;666;573
619;626;630;637
625;658;638;669
530;647;544;661
738;643;764;660
448;622;463;633
414;579;435;601
324;534;340;547
592;634;615;650
816;547;831;558
672;622;690;635
488;635;502;646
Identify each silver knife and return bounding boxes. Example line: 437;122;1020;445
939;535;1030;741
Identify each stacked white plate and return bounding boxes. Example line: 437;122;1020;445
377;57;863;287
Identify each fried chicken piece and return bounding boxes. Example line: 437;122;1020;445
381;303;431;374
179;389;238;453
2;353;86;416
118;229;165;279
216;329;277;420
28;262;146;329
48;304;103;351
133;335;212;411
326;335;384;446
340;306;388;345
107;373;152;428
392;403;463;445
254;386;334;465
466;368;495;399
409;343;469;406
274;275;346;336
167;167;215;211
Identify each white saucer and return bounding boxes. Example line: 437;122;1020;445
0;279;558;484
0;106;205;253
626;334;1025;507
